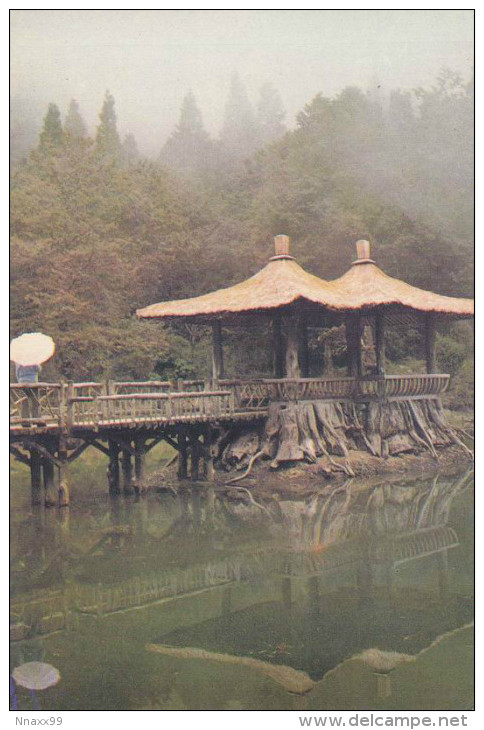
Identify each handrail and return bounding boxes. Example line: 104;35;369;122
9;375;450;432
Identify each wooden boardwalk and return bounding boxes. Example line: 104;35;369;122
10;374;450;507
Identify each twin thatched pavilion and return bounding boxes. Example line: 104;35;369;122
138;235;472;383
137;236;473;467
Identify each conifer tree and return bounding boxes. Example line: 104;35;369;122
121;133;140;165
257;83;286;144
95;90;120;158
220;73;259;157
161;91;215;179
38;103;63;152
65;99;88;139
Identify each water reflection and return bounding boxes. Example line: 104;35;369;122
10;469;474;711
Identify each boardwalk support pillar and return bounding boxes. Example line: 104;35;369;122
30;449;42;506
108;440;120;495
121;448;134;495
43;458;56;508
178;430;188;480
134;438;147;494
190;434;201;481
203;427;215;481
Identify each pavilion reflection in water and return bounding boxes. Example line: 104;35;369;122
11;470;472;648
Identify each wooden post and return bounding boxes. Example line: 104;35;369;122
345;313;362;377
191;435;200;481
121;448;134;495
177;429;188;480
272;313;284;378
108;440;120;494
43;457;56;507
66;382;74;431
134;439;146;493
212;321;224;386
299;318;309;378
58;437;70;507
30;450;42;506
425;314;437;373
375;310;386;376
203;427;215;481
284;313;301;378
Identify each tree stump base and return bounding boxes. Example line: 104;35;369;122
214;398;468;475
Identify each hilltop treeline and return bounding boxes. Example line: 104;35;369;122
10;70;473;407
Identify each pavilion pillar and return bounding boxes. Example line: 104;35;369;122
272;313;284;378
345;313;362;377
211;321;224;386
284;313;301;378
299;318;309;378
425;314;437;373
375;310;386;376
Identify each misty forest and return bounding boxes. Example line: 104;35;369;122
10;70;473;410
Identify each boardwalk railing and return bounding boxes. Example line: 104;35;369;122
10;374;449;433
70;390;235;427
220;374;450;408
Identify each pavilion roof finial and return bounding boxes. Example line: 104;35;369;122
271;234;295;261
352;239;376;266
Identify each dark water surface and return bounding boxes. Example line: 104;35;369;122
10;469;474;711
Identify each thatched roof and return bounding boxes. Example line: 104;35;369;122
331;240;474;318
137;237;473;322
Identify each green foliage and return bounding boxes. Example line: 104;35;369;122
436;334;467;376
445;357;474;411
95;90;121;159
38;103;63;152
65;99;87;139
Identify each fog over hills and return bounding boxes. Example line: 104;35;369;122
11;9;473;156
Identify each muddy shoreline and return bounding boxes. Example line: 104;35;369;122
149;442;473;501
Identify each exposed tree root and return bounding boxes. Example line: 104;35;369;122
225;450;265;485
215;397;473;475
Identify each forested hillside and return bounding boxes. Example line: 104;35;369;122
10;71;473;406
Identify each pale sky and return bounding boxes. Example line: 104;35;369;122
10;9;474;155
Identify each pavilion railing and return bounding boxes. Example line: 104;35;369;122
220;374;450;407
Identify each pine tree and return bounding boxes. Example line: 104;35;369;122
121;133;140;166
95;90;120;158
177;91;205;134
65;99;87;139
220;73;259;157
160;91;216;179
257;83;286;144
38;103;63;152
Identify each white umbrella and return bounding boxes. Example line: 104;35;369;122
10;332;55;366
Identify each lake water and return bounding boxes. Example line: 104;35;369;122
10;469;474;711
